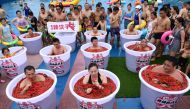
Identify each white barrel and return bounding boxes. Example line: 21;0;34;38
39;44;72;76
6;69;57;109
0;46;27;78
69;69;120;109
120;29;142;49
84;30;107;43
139;66;190;109
19;32;43;54
81;42;112;69
124;41;156;73
54;32;77;52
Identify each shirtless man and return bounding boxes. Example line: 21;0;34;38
130;39;151;51
124;24;138;35
142;0;151;22
50;38;67;55
20;66;45;94
1;47;24;59
150;7;170;60
94;4;102;28
24;27;39;38
179;3;188;19
72;7;82;22
48;4;55;16
90;27;100;36
87;37;103;51
152;56;184;83
38;7;48;23
12;10;29;30
110;6;120;47
53;6;66;22
0;5;6;19
82;3;92;18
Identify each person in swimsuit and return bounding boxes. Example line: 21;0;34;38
67;13;74;21
1;47;24;58
152;56;184;83
169;17;185;57
28;12;38;31
124;24;138;35
96;15;106;31
53;6;66;22
82;3;92;18
150;7;170;61
170;6;179;30
23;3;31;17
50;38;67;55
179;3;188;19
20;66;46;95
24;27;39;38
134;5;142;26
94;4;102;29
123;3;133;29
12;10;29;32
177;40;190;72
38;7;48;23
83;16;93;31
83;63;107;94
0;18;13;43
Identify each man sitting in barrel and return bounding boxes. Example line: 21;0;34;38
152;56;184;84
50;38;67;55
24;27;39;38
20;65;45;94
90;26;101;36
128;39;151;51
124;24;138;35
85;37;107;52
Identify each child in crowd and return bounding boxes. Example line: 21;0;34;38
67;13;74;21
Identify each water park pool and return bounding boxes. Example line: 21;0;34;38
1;0;190;109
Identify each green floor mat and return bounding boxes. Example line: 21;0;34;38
107;56;190;98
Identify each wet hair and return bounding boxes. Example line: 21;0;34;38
27;27;33;31
74;6;79;10
24;65;35;73
91;37;98;42
96;3;101;8
41;7;45;10
165;56;178;66
127;3;132;7
78;5;82;8
88;63;98;70
107;7;112;13
28;11;33;16
16;10;21;14
113;6;119;12
151;11;157;17
2;48;9;54
160;7;167;13
52;38;60;43
172;6;179;14
0;18;6;22
67;13;72;16
176;17;185;27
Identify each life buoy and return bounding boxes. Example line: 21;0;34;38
1;34;19;46
17;25;30;32
127;20;146;30
50;0;80;7
161;31;173;45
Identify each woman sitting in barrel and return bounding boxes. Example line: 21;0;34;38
85;37;107;52
128;39;151;51
124;24;138;35
83;63;107;94
50;38;67;55
20;66;46;95
24;27;40;38
1;47;24;58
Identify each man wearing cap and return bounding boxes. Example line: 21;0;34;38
134;5;142;26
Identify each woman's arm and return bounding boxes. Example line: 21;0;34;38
180;30;186;49
100;73;107;84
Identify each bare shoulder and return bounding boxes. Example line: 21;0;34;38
83;74;90;84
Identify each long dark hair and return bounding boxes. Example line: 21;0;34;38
88;63;98;70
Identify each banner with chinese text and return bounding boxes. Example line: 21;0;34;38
47;21;79;33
